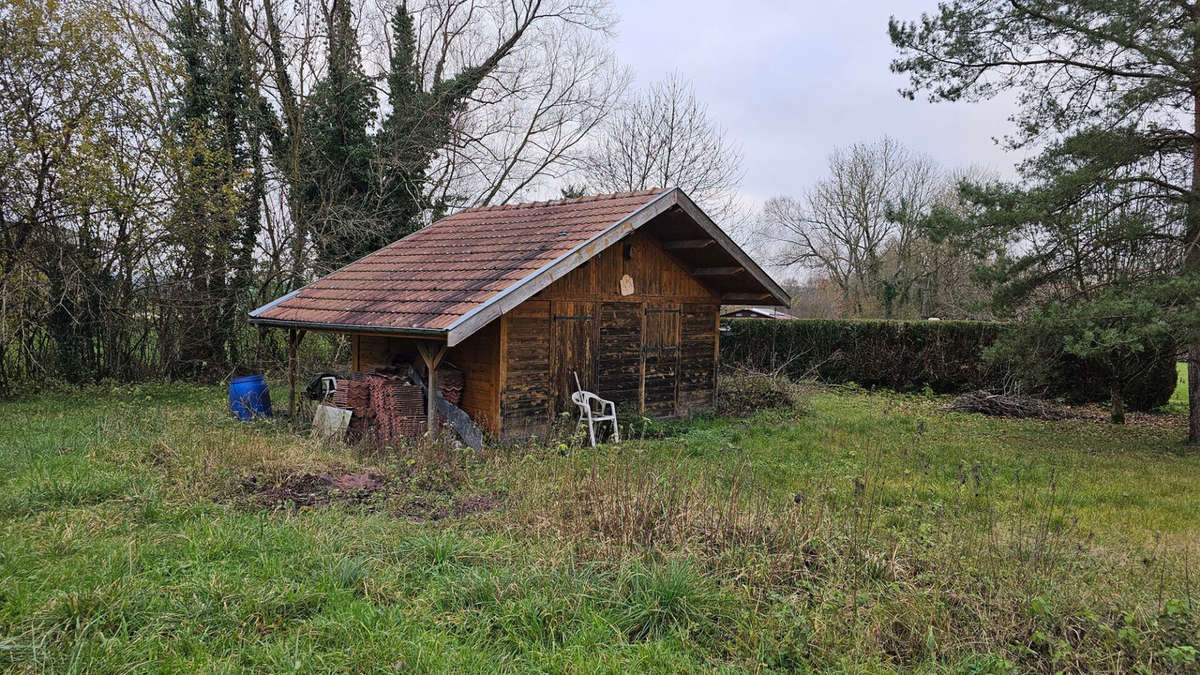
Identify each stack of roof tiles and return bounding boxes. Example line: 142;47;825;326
329;362;467;445
436;364;464;406
328;370;422;445
370;374;425;444
331;374;371;438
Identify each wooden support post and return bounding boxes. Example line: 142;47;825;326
692;266;744;277
287;328;306;423
416;341;447;436
662;238;714;251
721;292;771;303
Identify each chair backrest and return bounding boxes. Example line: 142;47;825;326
571;390;589;408
571;389;606;413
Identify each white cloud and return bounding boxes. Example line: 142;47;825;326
609;0;1025;205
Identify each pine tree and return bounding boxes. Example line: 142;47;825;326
890;1;1200;439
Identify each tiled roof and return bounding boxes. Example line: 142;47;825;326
250;189;667;333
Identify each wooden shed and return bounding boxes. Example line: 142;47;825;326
249;188;789;440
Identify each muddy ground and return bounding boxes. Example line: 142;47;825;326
238;472;505;522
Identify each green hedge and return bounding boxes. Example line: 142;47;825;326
720;318;1176;411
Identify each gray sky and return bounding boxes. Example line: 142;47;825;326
608;0;1024;208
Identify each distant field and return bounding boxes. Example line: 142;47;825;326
0;384;1196;672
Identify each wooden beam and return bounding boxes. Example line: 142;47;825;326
692;266;744;276
722;292;771;302
661;238;714;251
407;364;484;449
416;342;447;437
287;328;307;424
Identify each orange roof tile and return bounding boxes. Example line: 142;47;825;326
250;189;668;335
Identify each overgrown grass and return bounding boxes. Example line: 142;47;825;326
0;382;1196;671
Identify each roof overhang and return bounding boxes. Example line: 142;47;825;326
443;188;788;346
249;187;789;347
248;288;448;339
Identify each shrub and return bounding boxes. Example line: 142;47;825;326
721;318;1176;410
721;318;1003;394
716;369;809;417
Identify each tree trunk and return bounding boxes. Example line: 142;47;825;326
1190;345;1200;441
1188;42;1200;443
1110;385;1126;425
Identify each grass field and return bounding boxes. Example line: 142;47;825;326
1;382;1197;672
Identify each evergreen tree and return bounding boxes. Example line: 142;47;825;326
298;0;377;271
215;0;265;368
167;0;255;374
374;2;534;242
890;1;1200;439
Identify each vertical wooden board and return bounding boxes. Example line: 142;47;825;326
642;302;681;416
597;302;642;407
500;301;552;438
447;319;500;434
627;232;663;297
679;303;718;413
594;242;623;297
542;259;593;299
550;300;596;415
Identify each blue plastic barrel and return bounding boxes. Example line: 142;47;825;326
229;374;272;421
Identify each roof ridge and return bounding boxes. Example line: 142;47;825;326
455;188;664;214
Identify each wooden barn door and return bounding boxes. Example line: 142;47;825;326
597;302;643;408
551;301;596;415
642;303;681;416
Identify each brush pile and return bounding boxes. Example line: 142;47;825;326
948;391;1073;420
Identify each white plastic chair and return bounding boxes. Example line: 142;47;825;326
571;372;619;447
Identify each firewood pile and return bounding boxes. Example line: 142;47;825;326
327;360;466;445
948;391;1073;421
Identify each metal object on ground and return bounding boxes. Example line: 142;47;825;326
312;405;352;443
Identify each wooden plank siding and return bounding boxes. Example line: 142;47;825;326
642;303;681;417
446;321;500;433
497;230;721;438
678;303;719;414
597;302;642;408
550;301;597;415
351;229;723;441
499;301;554;438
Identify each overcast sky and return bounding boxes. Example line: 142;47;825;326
608;0;1025;209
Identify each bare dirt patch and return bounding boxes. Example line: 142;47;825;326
237;471;505;521
240;472;392;509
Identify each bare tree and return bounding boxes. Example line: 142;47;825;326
580;73;744;227
253;0;625;269
394;0;629;208
758;138;948;318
